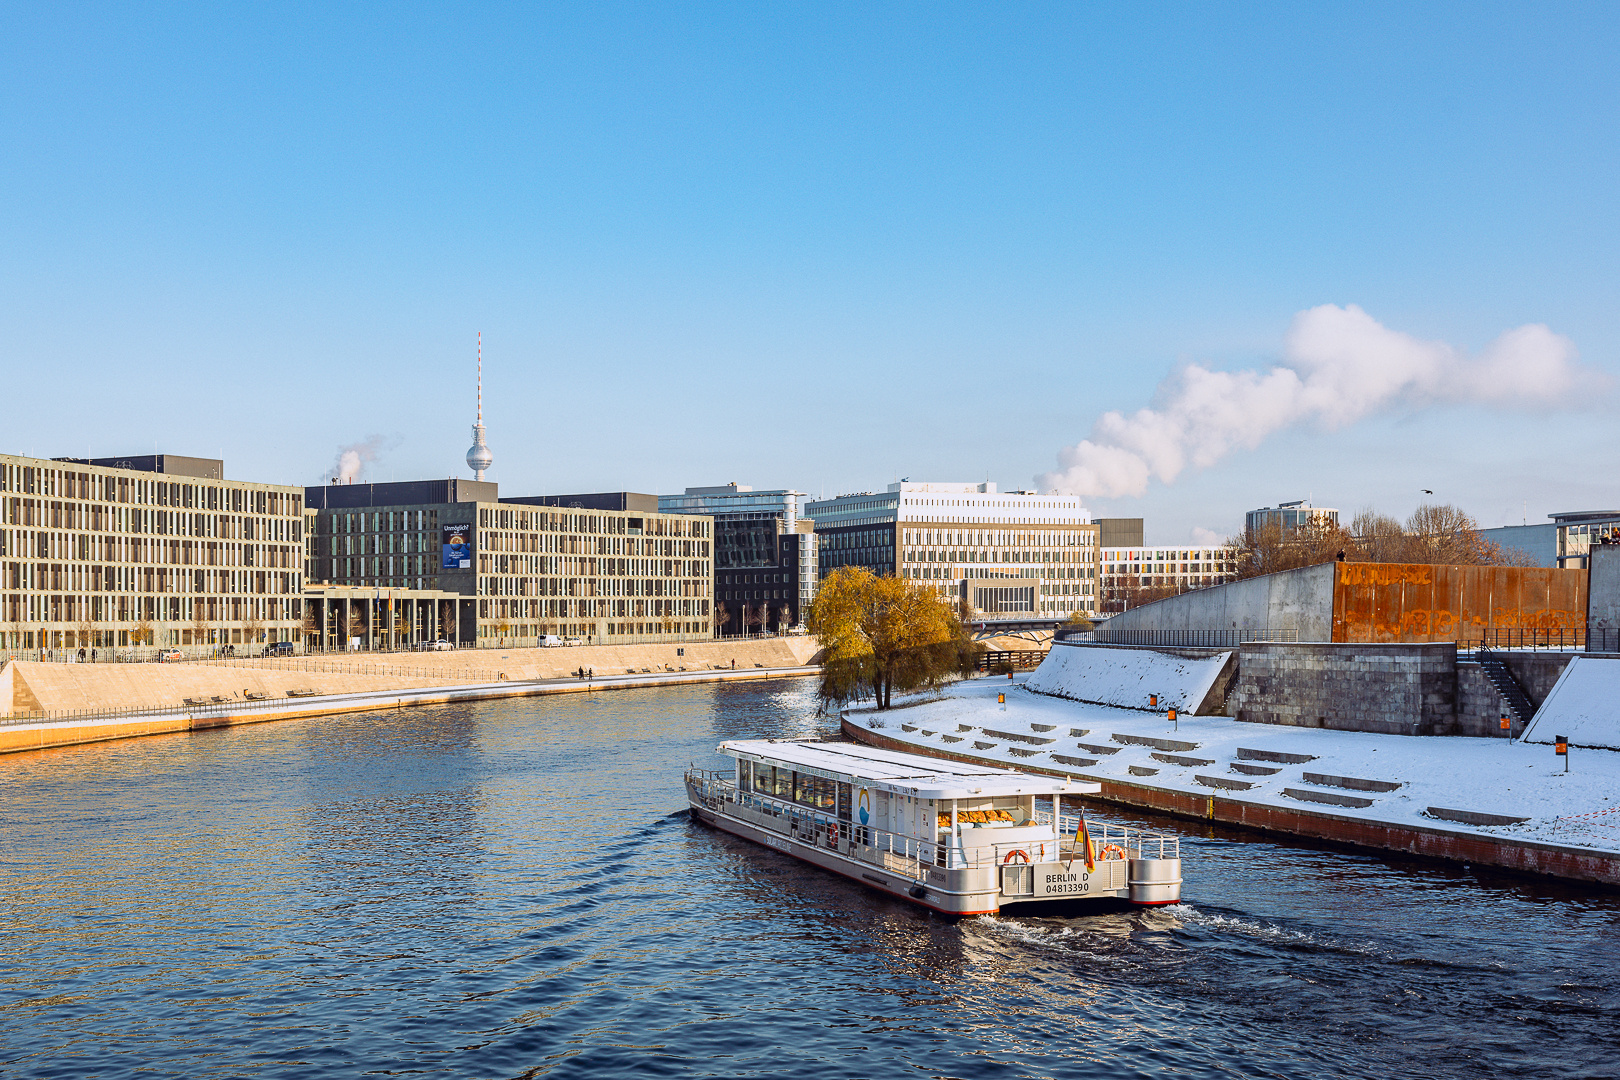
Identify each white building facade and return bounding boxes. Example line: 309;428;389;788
807;481;1100;619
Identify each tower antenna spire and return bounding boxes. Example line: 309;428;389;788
465;331;494;482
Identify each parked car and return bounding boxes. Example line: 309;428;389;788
155;649;183;662
417;639;455;651
264;641;296;657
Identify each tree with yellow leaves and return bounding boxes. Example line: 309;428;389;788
806;567;981;710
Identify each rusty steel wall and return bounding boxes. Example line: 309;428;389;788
1331;562;1587;644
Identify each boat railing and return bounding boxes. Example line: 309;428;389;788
686;770;1172;872
1042;810;1181;861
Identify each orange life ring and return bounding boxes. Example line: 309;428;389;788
828;823;840;847
1100;844;1125;861
1003;848;1030;864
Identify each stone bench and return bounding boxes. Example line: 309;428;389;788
1238;747;1317;764
1284;786;1374;809
1113;733;1199;752
1302;772;1401;793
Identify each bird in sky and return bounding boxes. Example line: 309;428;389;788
1421;489;1434;495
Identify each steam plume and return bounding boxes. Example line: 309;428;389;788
330;435;392;485
1039;304;1603;498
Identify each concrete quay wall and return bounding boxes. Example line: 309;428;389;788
3;636;820;717
844;717;1620;888
0;664;818;757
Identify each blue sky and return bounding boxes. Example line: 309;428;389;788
2;4;1616;543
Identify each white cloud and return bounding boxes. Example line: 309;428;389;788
1190;526;1225;547
1039;305;1603;498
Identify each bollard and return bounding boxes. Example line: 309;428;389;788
998;692;1005;711
1169;707;1177;731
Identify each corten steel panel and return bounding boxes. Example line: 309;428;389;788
1332;563;1587;643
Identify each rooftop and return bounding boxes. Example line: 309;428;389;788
718;739;1096;799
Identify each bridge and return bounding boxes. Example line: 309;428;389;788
966;617;1084;644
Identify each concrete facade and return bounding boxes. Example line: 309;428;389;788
1590;545;1620;638
1;452;305;655
807;481;1101;618
305;481;716;647
1097;563;1335;643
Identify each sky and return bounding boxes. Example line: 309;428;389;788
2;3;1617;544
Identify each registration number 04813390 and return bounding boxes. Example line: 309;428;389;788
1039;868;1090;896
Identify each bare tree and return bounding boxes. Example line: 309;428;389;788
744;603;764;637
713;603;731;638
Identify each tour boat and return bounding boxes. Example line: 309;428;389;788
686;739;1182;916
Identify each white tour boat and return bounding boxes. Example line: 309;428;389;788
686;739;1182;916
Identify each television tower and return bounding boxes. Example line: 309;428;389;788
465;332;493;481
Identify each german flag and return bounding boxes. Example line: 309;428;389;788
1075;812;1095;872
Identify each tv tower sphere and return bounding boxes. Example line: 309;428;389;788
466;332;493;481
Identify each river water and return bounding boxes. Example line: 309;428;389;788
1;678;1617;1079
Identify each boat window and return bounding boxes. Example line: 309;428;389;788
736;760;752;792
794;774;836;811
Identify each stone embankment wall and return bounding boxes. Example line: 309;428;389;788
1228;642;1457;736
3;636;821;716
1225;642;1573;737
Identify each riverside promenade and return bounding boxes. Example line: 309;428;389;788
0;636;820;756
1;663;817;756
845;673;1620;888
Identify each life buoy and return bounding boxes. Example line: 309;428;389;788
1100;844;1125;861
827;823;840;848
1003;848;1030;864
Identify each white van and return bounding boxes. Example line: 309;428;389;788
539;635;564;647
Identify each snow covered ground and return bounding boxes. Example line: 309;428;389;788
1521;656;1620;751
854;673;1620;855
1024;642;1231;713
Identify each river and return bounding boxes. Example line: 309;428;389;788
1;678;1616;1078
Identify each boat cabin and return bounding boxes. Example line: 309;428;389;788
721;738;1100;868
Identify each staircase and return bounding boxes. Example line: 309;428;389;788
1475;648;1536;726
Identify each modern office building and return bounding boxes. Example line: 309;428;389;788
1098;545;1238;614
804;481;1100;618
0;452;305;652
1245;499;1339;535
659;484;815;636
1550;511;1620;571
304;480;714;646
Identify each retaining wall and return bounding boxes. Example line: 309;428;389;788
1228;642;1458;736
1098;564;1336;643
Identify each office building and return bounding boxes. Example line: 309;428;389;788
659;484;815;636
305;480;713;646
1245;499;1339;535
0;452;305;652
1098;545;1238;614
805;481;1099;618
1550;511;1620;571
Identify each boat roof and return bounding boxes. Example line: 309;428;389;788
718;739;1100;800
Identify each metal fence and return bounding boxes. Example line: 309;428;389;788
1088;628;1302;648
